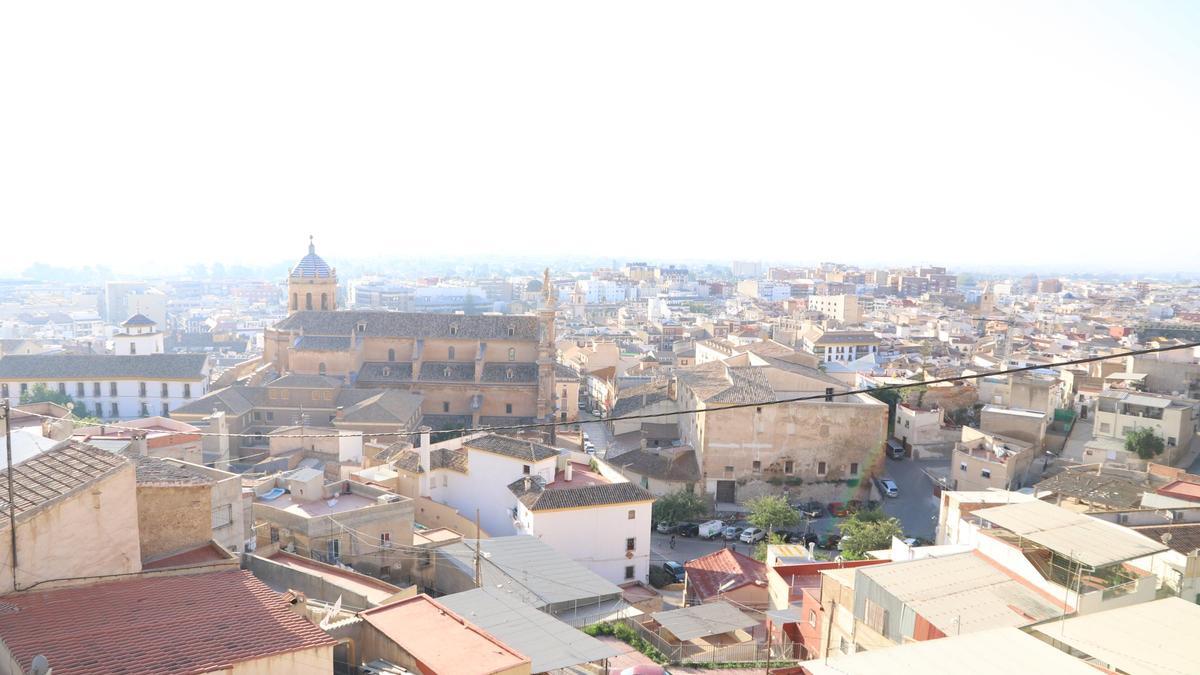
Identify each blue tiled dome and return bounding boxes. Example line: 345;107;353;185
291;237;333;278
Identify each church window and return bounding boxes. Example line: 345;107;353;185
305;293;313;310
321;293;328;310
291;293;298;310
449;324;459;336
387;348;395;362
506;368;514;380
318;363;326;375
508;325;515;336
508;347;516;361
448;346;455;360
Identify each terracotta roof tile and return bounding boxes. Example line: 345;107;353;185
683;548;768;600
0;570;335;674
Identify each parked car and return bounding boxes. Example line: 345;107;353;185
783;530;819;546
584;440;596;453
578;401;586;410
677;522;700;537
722;524;746;540
798;500;826;519
591;409;601;417
877;478;899;498
662;561;686;584
582;431;590;443
656;521;678;534
698;520;725;539
740;527;766;544
828;502;849;517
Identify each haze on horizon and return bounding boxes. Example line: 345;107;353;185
2;1;1198;274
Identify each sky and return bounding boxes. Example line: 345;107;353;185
2;1;1198;275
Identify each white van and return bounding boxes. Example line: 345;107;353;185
698;520;725;539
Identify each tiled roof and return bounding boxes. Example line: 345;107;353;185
171;386;258;416
357;361;415;383
0;353;209;380
339;390;423;425
274;311;539;340
121;313;156;327
431;447;469;473
290;241;334;278
611;448;700;482
128;456;214;486
553;363;580;380
675;361;775;404
293;335;351;351
509;477;653;511
481;362;538;383
0;569;336;675
683;549;768;600
464;434;558;462
0;442;129;527
478;416;537;428
267;373;343;389
612;381;672;416
419;361;477;382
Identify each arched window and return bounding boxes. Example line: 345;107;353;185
508;325;515;336
507;347;516;361
449;324;458;336
318;362;326;375
448;346;455;360
321;293;328;310
387;348;395;362
305;293;313;310
292;293;298;310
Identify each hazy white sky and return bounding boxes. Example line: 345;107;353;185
2;1;1198;274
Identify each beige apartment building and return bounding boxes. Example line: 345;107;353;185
950;427;1037;492
806;294;861;324
1093;390;1198;465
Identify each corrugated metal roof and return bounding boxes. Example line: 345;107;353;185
1032;597;1200;675
973;499;1167;567
650;601;758;641
439;588;619;671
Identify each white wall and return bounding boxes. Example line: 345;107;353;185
431;447;556;537
3;378;208;420
524;500;652;585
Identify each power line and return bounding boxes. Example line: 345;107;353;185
10;340;1199;443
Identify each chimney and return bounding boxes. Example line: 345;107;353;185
417;426;432;498
419;425;431;449
129;432;148;457
565;463;573;482
335;406;345;421
523;476;532;491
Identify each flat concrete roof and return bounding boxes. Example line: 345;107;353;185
258;492;376;517
1032;597;1200;675
973;499;1167;568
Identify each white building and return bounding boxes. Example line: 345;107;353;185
0;353;209;420
112;314;165;355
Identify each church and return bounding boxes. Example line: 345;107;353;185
264;239;559;433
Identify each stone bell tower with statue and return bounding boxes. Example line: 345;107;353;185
536;268;559;444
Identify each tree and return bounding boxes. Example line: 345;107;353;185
1124;427;1165;460
746;494;799;534
838;509;903;560
652;488;707;524
19;383;77;407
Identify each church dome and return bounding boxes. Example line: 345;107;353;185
291;237;334;278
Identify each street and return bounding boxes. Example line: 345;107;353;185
877;457;943;540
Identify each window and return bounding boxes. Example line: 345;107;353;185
809;610;817;627
270;527;279;543
443;366;451;377
266;412;274;421
506;368;514;380
110;382;117;396
849;462;859;475
129;342;137;355
442;401;450;413
508;347;516;361
58;382;66;395
161;403;169;416
318;363;326;375
441;475;448;487
381;564;394;577
327;538;340;561
0;384;7;399
379;532;392;548
628;509;636;520
448;346;456;360
76;382;85;397
387;348;395;362
382;366;391;377
981;469;992;479
138;382;147;397
111;402;119;417
450;324;459;336
506;403;513;414
625;565;635;580
291;293;298;311
724;465;734;476
93;382;101;397
254;412;262;421
211;504;233;529
305;292;313;310
357;322;366;333
508;325;515;337
19;383;27;395
94;402;103;417
626;537;636;551
311;391;320;401
818;461;827;475
320;293;328;310
1169;436;1178;447
139;402;149;416
161;383;169;398
785;460;794;474
752;460;761;472
959;462;967;471
522;464;531;475
864;599;888;638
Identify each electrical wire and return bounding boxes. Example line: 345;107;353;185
12;340;1198;441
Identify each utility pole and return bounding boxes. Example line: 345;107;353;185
474;508;482;587
3;401;16;591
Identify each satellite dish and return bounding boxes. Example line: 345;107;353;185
31;655;50;675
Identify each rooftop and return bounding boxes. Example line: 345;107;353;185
266;549;404;606
256;491;377;517
275;310;539;340
683;548;768;600
0;353;209;379
510;475;653;511
650;601;758;641
0;570;335;675
464;433;559;462
360;595;529;674
973;499;1167;568
1032;597;1200;675
0;442;129;527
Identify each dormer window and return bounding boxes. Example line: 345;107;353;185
449;324;459;336
382;366;391;377
508;325;516;337
357;322;367;333
443;366;451;378
506;368;514;380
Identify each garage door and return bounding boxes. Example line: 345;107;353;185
716;480;736;503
